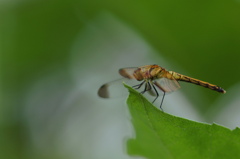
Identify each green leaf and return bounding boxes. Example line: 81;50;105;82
124;84;240;159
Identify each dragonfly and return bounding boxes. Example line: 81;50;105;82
98;64;226;110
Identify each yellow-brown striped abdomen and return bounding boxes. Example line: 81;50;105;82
169;71;226;93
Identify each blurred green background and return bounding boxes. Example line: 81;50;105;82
1;0;240;159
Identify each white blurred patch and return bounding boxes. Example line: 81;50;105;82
67;12;202;159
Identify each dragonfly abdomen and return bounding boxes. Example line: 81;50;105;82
170;71;226;94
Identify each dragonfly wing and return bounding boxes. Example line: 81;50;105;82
98;82;112;98
153;77;181;93
98;78;136;98
119;67;138;79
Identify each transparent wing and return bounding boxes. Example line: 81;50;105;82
98;78;137;98
153;77;181;93
118;67;138;79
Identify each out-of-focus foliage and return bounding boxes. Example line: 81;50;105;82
0;0;240;159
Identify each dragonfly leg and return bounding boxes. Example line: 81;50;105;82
159;92;165;111
140;83;147;94
141;82;152;94
151;84;159;104
132;81;145;89
147;82;152;91
152;84;165;111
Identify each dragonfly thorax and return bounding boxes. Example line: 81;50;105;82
133;68;144;81
133;65;164;81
